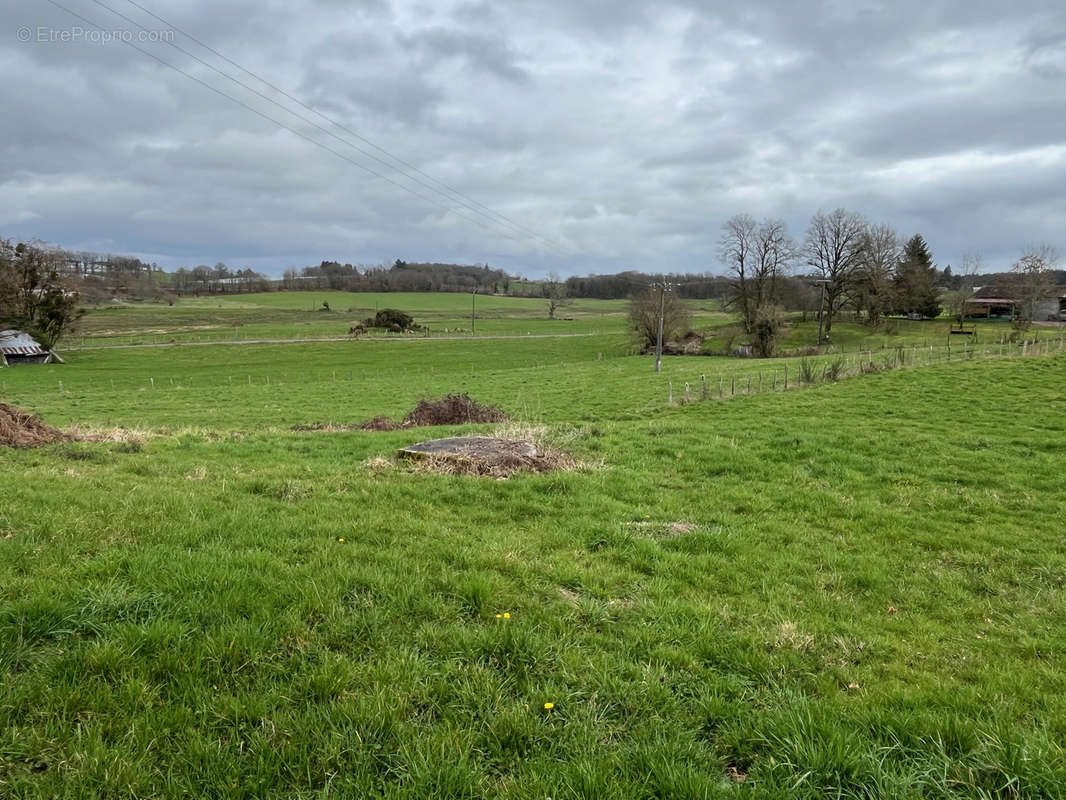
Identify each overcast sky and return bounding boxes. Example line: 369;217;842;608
3;0;1065;276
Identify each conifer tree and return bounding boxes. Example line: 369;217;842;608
892;234;941;318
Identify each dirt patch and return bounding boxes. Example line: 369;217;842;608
0;402;69;448
398;434;573;478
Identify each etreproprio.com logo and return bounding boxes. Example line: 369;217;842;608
17;25;175;44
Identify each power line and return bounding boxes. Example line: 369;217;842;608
90;0;567;254
114;0;571;256
41;0;554;252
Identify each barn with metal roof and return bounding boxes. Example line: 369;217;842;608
0;330;64;366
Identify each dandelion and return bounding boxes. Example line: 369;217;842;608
503;612;511;619
543;702;554;710
495;614;502;619
338;537;345;542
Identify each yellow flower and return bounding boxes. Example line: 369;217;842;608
503;612;511;619
543;702;554;710
338;537;345;542
495;614;502;619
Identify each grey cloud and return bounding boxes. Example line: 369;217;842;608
0;0;1064;275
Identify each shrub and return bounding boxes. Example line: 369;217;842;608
752;304;786;358
823;358;846;382
364;309;420;332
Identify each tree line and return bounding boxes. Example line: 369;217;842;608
0;239;83;347
718;208;1061;349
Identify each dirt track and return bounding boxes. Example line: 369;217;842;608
60;332;613;352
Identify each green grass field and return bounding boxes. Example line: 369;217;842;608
73;292;633;346
71;291;1031;351
2;295;1066;798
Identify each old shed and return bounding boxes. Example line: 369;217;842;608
0;330;64;366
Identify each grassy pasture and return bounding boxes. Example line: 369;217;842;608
1;332;1046;432
73;292;633;346
2;298;1066;798
71;291;1033;350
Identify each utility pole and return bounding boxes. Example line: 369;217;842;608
655;284;666;373
814;278;830;347
653;281;674;373
471;288;477;336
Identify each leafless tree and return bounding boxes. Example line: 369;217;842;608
719;215;795;331
1009;243;1059;322
804;208;869;337
944;252;984;325
544;272;572;319
718;214;757;329
854;223;900;326
960;251;984;282
628;287;691;352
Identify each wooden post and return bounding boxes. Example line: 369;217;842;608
730;375;735;396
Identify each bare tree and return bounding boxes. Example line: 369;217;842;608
944;252;984;326
718;214;757;330
719;215;795;331
854;223;900;326
1009;243;1059;322
628;287;691;352
544;272;572;319
804;208;869;337
960;251;984;284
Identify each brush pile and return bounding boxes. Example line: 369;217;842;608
294;393;508;433
0;402;68;448
401;394;508;427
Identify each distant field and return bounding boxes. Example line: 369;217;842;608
72;292;633;346
222;290;633;315
71;291;1044;353
2;298;1066;798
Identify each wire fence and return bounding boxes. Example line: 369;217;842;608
664;334;1066;406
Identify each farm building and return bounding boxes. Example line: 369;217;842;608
0;330;64;366
965;290;1066;321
